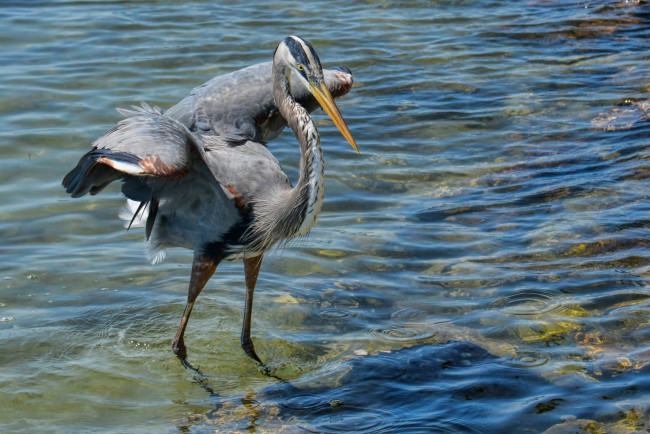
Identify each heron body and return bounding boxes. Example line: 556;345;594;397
165;61;354;143
62;36;357;366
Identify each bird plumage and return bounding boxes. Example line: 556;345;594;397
63;65;353;262
62;36;357;367
165;61;354;142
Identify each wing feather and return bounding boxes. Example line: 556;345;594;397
62;103;200;197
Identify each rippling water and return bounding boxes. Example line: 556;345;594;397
1;0;649;431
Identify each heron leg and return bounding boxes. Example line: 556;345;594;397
241;254;264;365
172;254;219;361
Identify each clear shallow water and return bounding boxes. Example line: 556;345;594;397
1;0;649;431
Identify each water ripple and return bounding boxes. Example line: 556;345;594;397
504;350;551;369
390;307;429;322
487;289;564;317
2;0;650;431
369;323;440;344
318;308;353;321
301;405;402;433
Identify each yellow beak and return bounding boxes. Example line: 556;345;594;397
310;81;359;153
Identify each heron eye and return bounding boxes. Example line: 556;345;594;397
297;64;305;71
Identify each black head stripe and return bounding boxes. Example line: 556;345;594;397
284;36;309;65
284;36;322;73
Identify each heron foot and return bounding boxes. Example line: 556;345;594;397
241;339;265;367
242;343;284;379
172;340;188;361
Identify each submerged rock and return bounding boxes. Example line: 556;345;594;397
178;339;650;432
591;100;650;131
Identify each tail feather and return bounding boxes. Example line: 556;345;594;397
128;200;148;230
145;197;159;241
118;198;166;264
118;199;148;229
121;178;152;202
62;149;139;197
62;102;195;267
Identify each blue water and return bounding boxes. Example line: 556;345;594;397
1;0;649;431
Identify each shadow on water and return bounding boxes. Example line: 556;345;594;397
178;340;650;432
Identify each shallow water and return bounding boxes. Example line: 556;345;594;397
1;0;649;431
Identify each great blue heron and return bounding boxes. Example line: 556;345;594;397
62;36;358;367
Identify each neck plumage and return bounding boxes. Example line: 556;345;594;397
273;65;325;237
245;63;325;254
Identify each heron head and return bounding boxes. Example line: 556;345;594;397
275;35;359;153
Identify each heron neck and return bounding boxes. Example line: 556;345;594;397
273;65;324;236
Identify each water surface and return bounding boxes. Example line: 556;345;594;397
1;0;649;431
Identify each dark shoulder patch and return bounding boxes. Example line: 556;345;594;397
202;216;251;261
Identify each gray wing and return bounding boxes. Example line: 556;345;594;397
62;99;292;205
199;135;291;204
64;62;353;200
62;101;289;214
62;103;200;199
164;62;354;143
62;62;351;259
61;103;248;248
